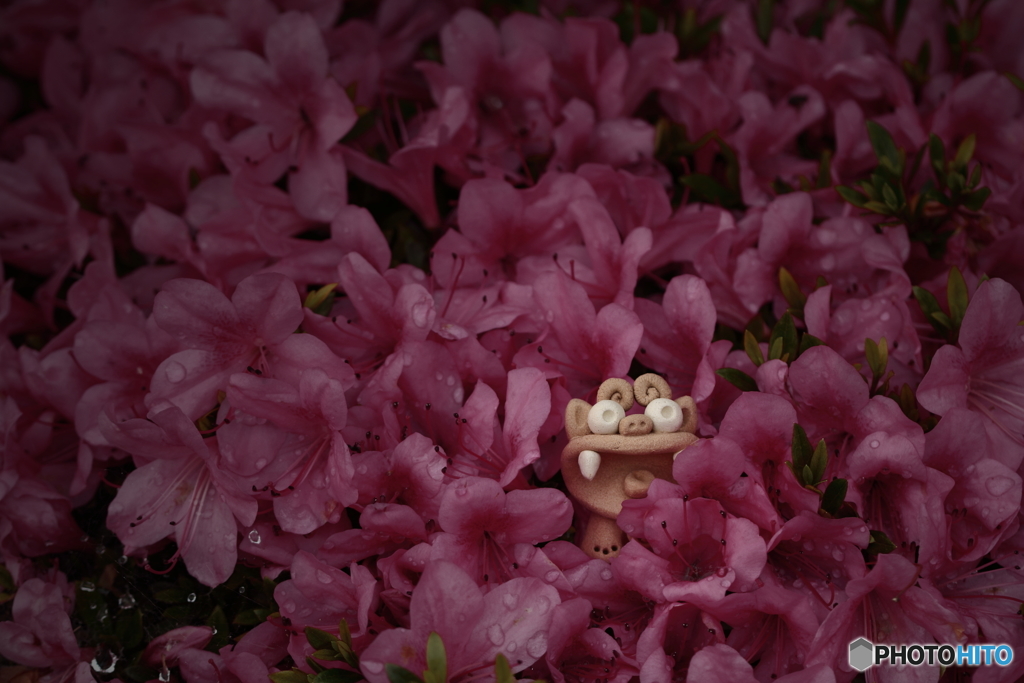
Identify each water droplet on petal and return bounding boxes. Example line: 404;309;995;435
869;440;879;449
507;641;518;653
986;476;1015;497
880;311;891;322
600;569;613;581
248;529;261;544
526;631;548;658
186;592;196;603
158;666;171;682
820;254;836;271
316;569;333;584
255;458;267;469
803;541;815;551
284;601;296;613
363;661;384;674
487;624;505;646
832;549;845;561
164;362;186;383
544;570;559;583
118;593;136;609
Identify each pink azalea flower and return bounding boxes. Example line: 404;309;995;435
147;272;305;420
358;559;561;682
0;575;79;668
103;406;256;586
177;621;290;683
917;278;1024;471
614;491;767;605
429;476;572;583
923;408;1021;562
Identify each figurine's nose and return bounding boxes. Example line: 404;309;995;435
618;414;653;436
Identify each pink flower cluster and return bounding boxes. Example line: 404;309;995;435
2;0;1024;682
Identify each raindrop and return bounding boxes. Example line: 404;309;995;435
507;641;518;653
118;593;137;610
255;458;267;469
455;487;469;497
165;361;186;383
316;569;333;584
526;631;548;658
600;569;613;581
91;652;118;674
880;312;891;322
487;624;505;646
544;570;559;583
869;440;879;449
186;592;196;603
80;581;95;592
820;254;836;271
248;529;261;544
832;549;845;561
238;586;246;594
159;665;172;682
117;555;128;565
986;476;1015;497
502;593;518;609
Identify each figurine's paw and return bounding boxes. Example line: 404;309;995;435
586;541;623;559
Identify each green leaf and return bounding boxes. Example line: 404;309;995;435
744;329;764;367
791;424;813;473
810;438;828;484
801;464;814;485
799;333;825;354
953;134;976;170
768;336;784;361
836;185;868;207
206;605;230;651
386;665;425;683
864;337;888;380
0;564;15;592
495;653;515;683
821;478;848;517
116;609;144;650
306;627;335;651
964;187;991;211
867;530;897;555
769;313;799;362
716;368;758;392
893;0;910;36
680;173;742;208
755;0;775;44
306;657;326;674
312;649;341;662
426;632;447;683
930;310;953;330
304;283;338;315
866;121;901;171
947;266;969;329
912;286;942;317
778;267;806;313
270;671;313;683
881;182;900;210
313;670;364;683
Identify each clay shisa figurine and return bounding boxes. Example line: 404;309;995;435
561;374;698;560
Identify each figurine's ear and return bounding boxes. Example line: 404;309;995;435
675;395;698;434
565;399;592;439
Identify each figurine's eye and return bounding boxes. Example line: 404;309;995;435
588;400;625;434
645;398;683;433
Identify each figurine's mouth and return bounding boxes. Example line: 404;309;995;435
560;432;698;517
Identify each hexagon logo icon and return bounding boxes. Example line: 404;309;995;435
849;638;874;672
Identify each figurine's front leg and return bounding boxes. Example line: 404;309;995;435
580;514;627;559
